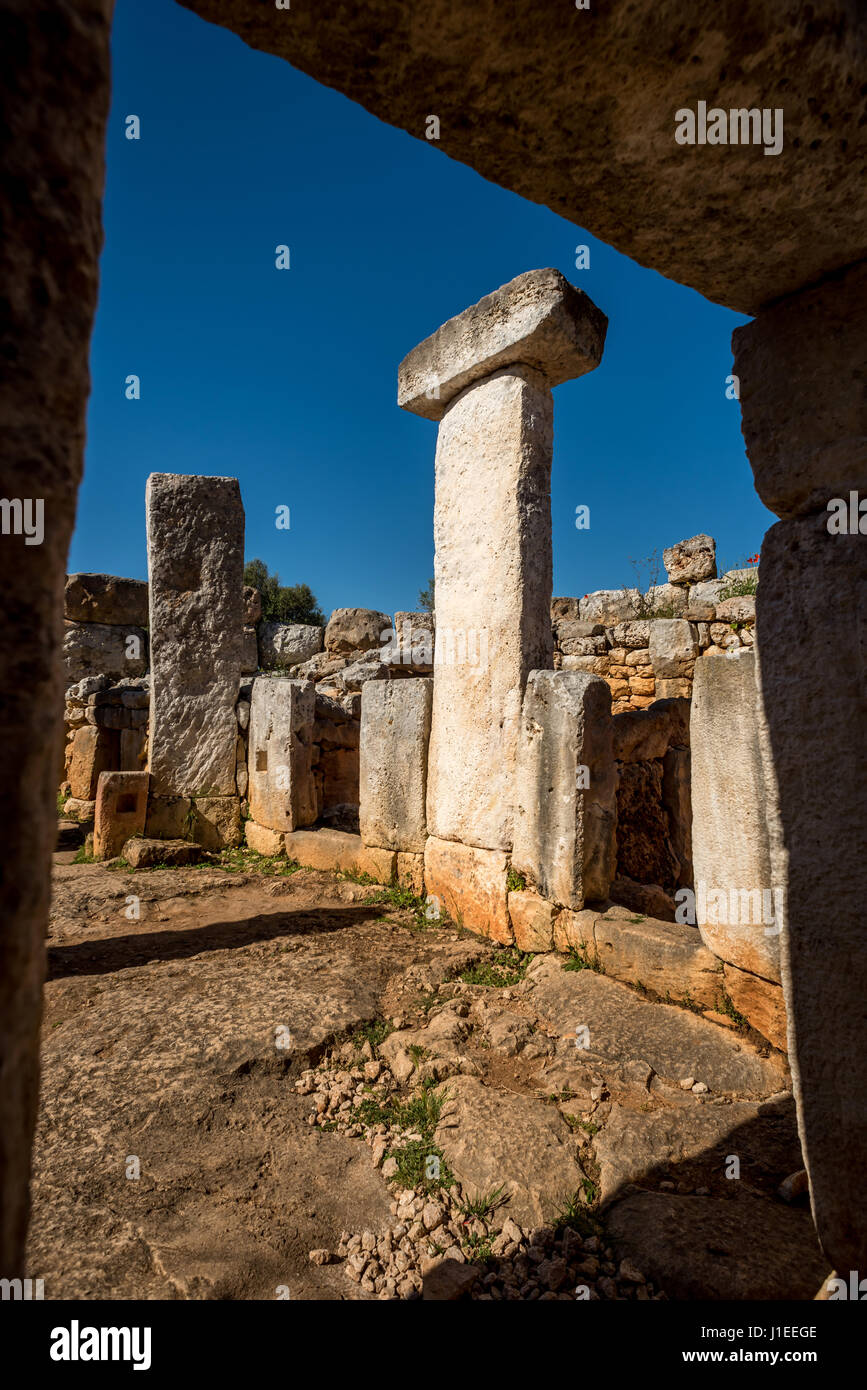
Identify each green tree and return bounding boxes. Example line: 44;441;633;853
243;559;324;626
418;577;435;614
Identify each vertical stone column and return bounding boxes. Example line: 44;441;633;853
145;473;245;846
0;0;113;1278
248;677;317;834
360;678;432;878
731;258;867;1276
398;269;607;861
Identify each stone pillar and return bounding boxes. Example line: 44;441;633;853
93;770;149;861
247;677;317;834
359;678;432;852
512;670;616;909
145;473;244;845
731;258;867;1275
398;269;607;855
0;0;113;1278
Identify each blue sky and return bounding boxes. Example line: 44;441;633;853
71;0;773;616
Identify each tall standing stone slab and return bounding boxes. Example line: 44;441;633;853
690;649;781;984
248;678;317;833
360;678;432;852
399;270;607;852
512;670;616;909
146;474;244;799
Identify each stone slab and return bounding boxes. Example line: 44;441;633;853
93;771;149;861
248;677;316;833
146;473;244;798
592;911;723;1010
423;837;511;943
425;367;554;850
64;573;148;626
63;621;148;686
283;829;395;883
512;670;616;909
359;678;432;851
724;962;788;1053
122;837;203;869
398;267;606;420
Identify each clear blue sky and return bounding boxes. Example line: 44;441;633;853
71;0;773;616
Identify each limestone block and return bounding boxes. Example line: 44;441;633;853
359;678;432;851
319;746;359;810
248;678;316;832
662;746;693;889
192;796;241;850
146;473;244;797
119;728;146;772
258;621;323;670
245;820;285;857
612;698;689;762
67;724;119;800
687;579;727;621
240;626;258;675
396;851;425;896
93;770;149;861
579;589;639;625
508;890;556;952
423;837;511;943
723;963;788;1053
715;595;756;624
648;618;699;677
145;796;192;841
756;512;867;1270
733;260;867;518
426;367;554;850
63;620;148;686
645;583;688;617
324;608;391;656
398;267;606;421
386;612;434;671
62;798;96;825
557;626;607;657
512;670;616;910
655;677;693;700
553;908;598;955
283;829;395;883
65;573;148;626
611;620;650;650
593;912;723;1009
662;534;716;586
122;837;202;869
550;597;581;623
628;675;655;696
690;649;781;982
243;585;261;626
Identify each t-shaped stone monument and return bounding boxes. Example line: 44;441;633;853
398;269;607;864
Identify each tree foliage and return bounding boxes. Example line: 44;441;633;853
244;558;324;626
418;577;435;614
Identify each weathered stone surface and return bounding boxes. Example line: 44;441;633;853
146;473;244;798
592;911;723;1009
615;761;680;892
611;620;651;650
662;745;693;889
324;608;391;656
119;728;146;773
62;799;96;825
64;573;148;627
724;963;788;1053
606;1192;825;1301
648;619;699;677
610;876;677;922
579;590;639;626
93;771;148;861
612;699;689;762
424;367;555;850
396;851;425;896
550;596;580;623
512;671;616;909
63;621;148;686
122;837;202;869
556;624;607;657
144;796;192;841
179;1;862;318
691;650;781;982
399;268;606;421
385;612;434;671
424;838;511;943
508;890;556;953
434;1076;581;1229
248;678;316;833
421;1257;479;1301
359;679;432;852
662;534;716;586
756;512;866;1272
240;626;258;675
258;621;323;670
654;677;693;701
553;907;598;955
242;585;261;626
525;956;785;1096
67;725;118;801
686;579;727;621
283;829;395;883
715;594;756;624
192;796;242;851
733;261;867;518
244;820;285;858
644;583;687;618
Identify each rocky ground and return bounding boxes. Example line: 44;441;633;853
28;848;826;1300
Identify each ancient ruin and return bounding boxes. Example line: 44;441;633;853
2;0;864;1333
